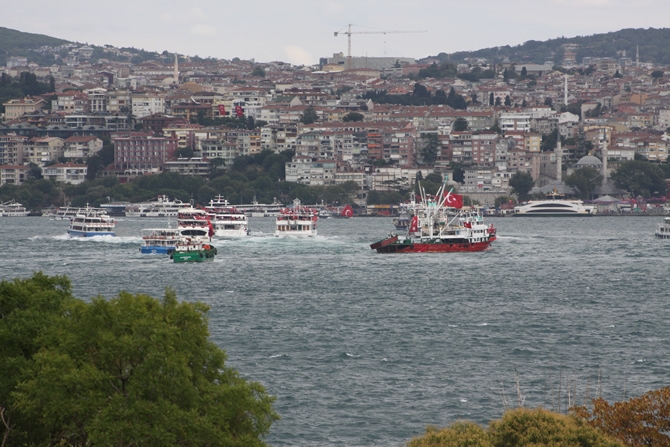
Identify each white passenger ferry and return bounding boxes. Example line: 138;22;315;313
275;199;318;237
237;197;284;217
655;217;670;239
67;205;116;237
204;195;249;237
0;200;28;217
125;195;190;218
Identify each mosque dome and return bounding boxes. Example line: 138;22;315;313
575;155;603;168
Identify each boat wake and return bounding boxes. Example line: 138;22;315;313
57;234;143;244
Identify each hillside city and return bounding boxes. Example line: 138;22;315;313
1;38;670;208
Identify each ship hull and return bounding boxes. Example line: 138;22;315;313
170;248;217;262
140;246;175;255
371;236;496;253
68;230;116;237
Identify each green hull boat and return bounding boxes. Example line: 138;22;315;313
170;243;217;263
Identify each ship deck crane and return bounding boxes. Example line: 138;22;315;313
334;24;427;70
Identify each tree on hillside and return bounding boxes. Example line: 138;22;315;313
434;89;447;105
451;163;465;183
251;66;266;77
413;83;430;99
300;106;318;125
452;117;469;132
446;87;467;110
342;112;364;122
651;70;664;82
509;171;534;201
564;167;603;200
0;273;279;446
420;134;440;165
611;160;667;197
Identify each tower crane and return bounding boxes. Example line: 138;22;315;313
334;24;427;70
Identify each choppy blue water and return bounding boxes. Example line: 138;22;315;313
1;215;669;446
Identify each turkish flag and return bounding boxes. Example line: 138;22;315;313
340;204;353;218
218;104;226;115
235;105;244;117
463;221;472;228
444;193;463;209
409;215;419;233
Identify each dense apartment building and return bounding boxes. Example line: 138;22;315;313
0;133;28;165
111;133;178;174
23;137;64;166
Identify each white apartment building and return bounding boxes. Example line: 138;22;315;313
201;138;238;167
63;136;103;161
41;163;87;184
499;113;531;133
87;88;108;113
230;87;271;120
285;156;336;186
132;93;165;119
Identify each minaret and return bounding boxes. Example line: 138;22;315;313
564;75;568;107
601;128;608;185
556;137;562;182
173;54;179;84
636;45;640;67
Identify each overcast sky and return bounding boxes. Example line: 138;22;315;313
2;0;669;65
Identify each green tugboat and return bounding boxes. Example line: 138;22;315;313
170;239;217;263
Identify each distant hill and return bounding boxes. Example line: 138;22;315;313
0;27;200;68
425;28;670;67
0;27;70;66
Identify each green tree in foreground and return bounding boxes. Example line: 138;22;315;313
573;387;670;447
407;408;622;447
0;273;278;446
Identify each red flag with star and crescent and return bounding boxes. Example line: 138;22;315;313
444;193;464;209
218;104;226;116
340;204;353;218
409;215;419;233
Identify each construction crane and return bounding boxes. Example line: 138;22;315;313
334;24;427;70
